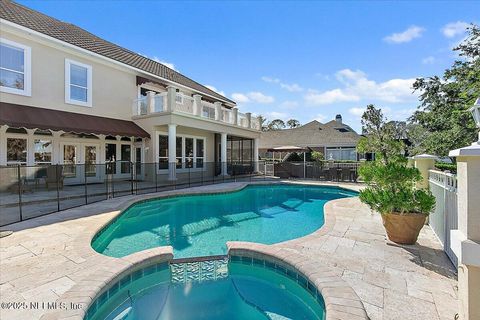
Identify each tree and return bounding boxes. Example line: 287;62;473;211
408;24;480;157
286;119;301;128
268;119;286;130
356;105;405;165
311;151;324;162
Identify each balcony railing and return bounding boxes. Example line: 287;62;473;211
133;92;260;130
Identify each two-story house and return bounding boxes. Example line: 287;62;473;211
0;0;261;185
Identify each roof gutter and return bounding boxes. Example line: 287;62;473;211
0;19;236;107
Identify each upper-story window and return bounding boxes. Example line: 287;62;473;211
0;38;31;96
65;59;92;107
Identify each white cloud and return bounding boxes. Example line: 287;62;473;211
304;69;417;106
231;93;250;103
442;21;469;38
422;56;436;64
384;26;425;44
315;114;328;123
232;91;275;104
279;101;299;109
152;56;176;70
262;76;304;92
305;88;360;105
264;111;290;121
348;107;366;117
205;85;225;96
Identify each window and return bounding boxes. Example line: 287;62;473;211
176;137;183;169
196;139;204;168
0;38;31;96
121;144;131;174
7;137;27;165
326;147;357;161
185;138;194;168
34;139;52;164
158;134;205;171
65;59;92;107
158;136;168;169
105;143;116;174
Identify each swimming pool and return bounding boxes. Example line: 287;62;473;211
85;257;326;320
92;184;357;258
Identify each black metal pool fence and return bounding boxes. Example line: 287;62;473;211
0;160;360;226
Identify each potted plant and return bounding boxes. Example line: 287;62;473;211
357;105;436;244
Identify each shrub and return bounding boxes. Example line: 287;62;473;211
311;151;324;162
434;161;457;173
359;161;436;215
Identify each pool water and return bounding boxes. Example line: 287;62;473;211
88;260;325;320
92;184;356;258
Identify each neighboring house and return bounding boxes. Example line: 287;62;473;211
0;0;260;184
258;115;362;161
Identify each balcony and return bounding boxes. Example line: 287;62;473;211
132;91;261;130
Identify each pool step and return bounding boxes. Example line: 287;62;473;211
170;256;229;284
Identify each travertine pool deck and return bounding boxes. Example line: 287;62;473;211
0;181;458;320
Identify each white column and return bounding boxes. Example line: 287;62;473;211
253;138;259;172
193;94;202;117
449;144;480;320
0;125;7;166
26;129;35;166
146;91;156;114
232;107;238;126
246;112;252;129
52;131;64;164
98;134;106;164
166;86;177;112
221;132;228;176
214;102;222;121
168;124;177;180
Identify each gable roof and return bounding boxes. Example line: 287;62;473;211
0;0;235;104
258;119;361;149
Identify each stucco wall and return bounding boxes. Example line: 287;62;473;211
1;29;138;120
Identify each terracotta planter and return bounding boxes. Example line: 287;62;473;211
381;212;427;245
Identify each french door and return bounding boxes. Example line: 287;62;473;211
61;143;100;184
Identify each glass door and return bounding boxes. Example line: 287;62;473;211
84;144;100;182
62;143;81;184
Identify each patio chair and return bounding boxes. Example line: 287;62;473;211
45;166;64;190
341;167;351;181
328;167;338;181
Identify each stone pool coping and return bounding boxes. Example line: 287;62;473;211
32;180;363;319
228;242;368;319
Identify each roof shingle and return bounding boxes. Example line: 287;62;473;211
0;0;235;104
258;120;361;148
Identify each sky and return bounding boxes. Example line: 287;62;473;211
19;0;479;132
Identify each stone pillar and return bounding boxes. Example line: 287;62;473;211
253;138;259;172
232;107;238;126
413;154;437;189
193;94;202;117
0;125;7;166
449;144;480;320
146;91;156;114
168;124;177;180
214;102;222;121
166;86;177;112
220;132;228;176
246;112;252;129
